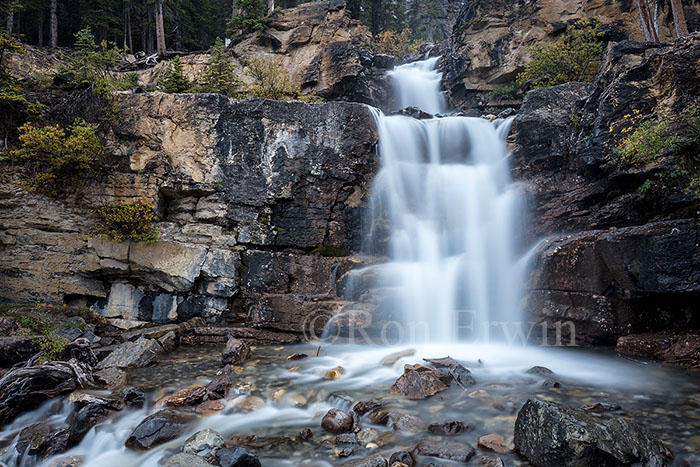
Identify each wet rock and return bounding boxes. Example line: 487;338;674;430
299;427;314;440
336;433;359;444
526;366;554;375
423;357;459;367
163;453;215;467
580;402;622;413
17;422;70;457
183;429;225;457
233;396;264;413
95;337;164;369
379;349;416;366
475;457;505;467
542;379;561;388
391;413;427;434
336;447;354;457
357;428;379;445
432;367;452;386
392;107;433;120
414;438;476;462
118;386;145;407
449;363;476;389
207;375;232;397
325;366;345;380
222;337;252;366
46;455;84;467
514;399;669;467
389;450;415;467
94;368;129;391
158;384;209;407
322;408;354;433
69;390;125;411
372;54;395;69
216;446;262;467
196;399;226;415
478;433;509;454
389;368;447;399
428;420;472;435
616;332;700;368
125;409;196;450
339;455;389;467
68;403;108;444
287;353;308;360
158;331;178;353
353;399;383;416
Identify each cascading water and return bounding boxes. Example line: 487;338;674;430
367;57;527;343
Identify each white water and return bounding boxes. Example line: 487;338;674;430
367;58;527;343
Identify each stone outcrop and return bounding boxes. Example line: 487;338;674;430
513;36;700;356
442;0;700;106
0;94;377;334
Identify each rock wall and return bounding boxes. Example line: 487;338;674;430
442;0;700;106
514;35;700;347
0;93;378;332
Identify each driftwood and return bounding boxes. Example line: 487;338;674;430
0;338;97;425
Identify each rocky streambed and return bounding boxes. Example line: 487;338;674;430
1;340;699;467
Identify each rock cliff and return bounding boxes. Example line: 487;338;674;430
0;94;377;334
514;35;700;352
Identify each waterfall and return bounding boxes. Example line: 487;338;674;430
367;58;527;343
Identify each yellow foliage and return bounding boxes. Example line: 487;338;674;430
245;56;320;102
372;29;419;57
90;199;159;243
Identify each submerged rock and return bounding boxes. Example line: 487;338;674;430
222;337;252;366
322;408;354;433
95;337;164;369
68;403;108;444
157;384;209;407
449;363;476;388
196;399;226;415
125;409;196;450
389;450;414;466
163;453;214;467
478;433;509;454
428;420;472;435
94;367;128;391
339;455;388;467
216;446;262;467
353;399;383;415
390;413;427;434
413;438;476;462
514;399;669;467
379;349;416;365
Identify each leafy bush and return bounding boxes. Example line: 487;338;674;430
517;18;603;90
228;0;272;35
486;84;519;101
372;28;419;57
11;119;103;196
91;199;159;243
245;56;312;101
33;330;68;363
56;28;124;95
159;56;191;93
199;38;242;97
612;110;681;166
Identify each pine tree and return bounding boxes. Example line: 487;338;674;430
159;56;191;92
198;37;241;97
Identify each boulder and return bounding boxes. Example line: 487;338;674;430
125;409;196;450
206;375;232;397
449;363;476;388
514;399;669;467
68;403;108;444
96;337;164;369
322;408;354;433
222;337;252;366
94;367;129;390
389;368;447;399
339;455;388;467
157;384;209;407
216;447;262;467
69;390;125;410
163;453;215;467
428;420;472;435
183;429;225;457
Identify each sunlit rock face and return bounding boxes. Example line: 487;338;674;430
0;93;378;329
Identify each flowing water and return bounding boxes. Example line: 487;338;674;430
1;58;699;467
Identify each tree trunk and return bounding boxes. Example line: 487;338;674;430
155;0;166;57
653;0;660;37
267;0;275;15
5;10;12;35
669;0;689;37
50;0;58;48
637;0;658;41
38;16;44;45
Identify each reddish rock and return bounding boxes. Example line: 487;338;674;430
389;368;447;399
478;433;509;454
222;336;252;366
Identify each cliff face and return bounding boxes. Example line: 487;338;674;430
442;0;700;104
513;35;700;350
0;94;377;332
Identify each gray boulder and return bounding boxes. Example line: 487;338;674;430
96;336;164;369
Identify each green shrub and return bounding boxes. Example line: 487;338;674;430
517;18;603;90
612;110;681;166
90;198;159;243
159;56;191;93
199;38;242;97
245;56;317;101
486;84;519;101
227;0;272;35
11;119;103;196
56;28;124;95
372;28;419;57
33;329;68;363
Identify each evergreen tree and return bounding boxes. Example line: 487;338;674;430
159;55;190;92
198;37;241;96
228;0;271;35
